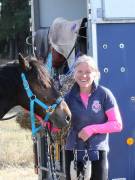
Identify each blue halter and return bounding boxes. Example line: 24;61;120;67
21;73;63;136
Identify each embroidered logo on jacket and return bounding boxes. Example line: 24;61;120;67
92;100;101;113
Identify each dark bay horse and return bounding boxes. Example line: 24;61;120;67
34;17;87;75
0;54;71;129
49;17;87;72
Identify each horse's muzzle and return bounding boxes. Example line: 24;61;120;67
50;111;71;128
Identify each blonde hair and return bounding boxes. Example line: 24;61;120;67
74;55;100;81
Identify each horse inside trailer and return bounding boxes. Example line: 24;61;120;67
34;17;87;75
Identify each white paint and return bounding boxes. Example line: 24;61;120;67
112;178;126;180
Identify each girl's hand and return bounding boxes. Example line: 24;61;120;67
78;125;94;141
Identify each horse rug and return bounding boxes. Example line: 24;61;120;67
49;17;84;69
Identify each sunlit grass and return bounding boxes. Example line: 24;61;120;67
0;167;37;180
0;112;38;179
0;119;33;167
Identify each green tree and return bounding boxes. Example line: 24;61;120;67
0;0;31;59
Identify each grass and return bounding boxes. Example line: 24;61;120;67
0;167;37;180
0;110;38;180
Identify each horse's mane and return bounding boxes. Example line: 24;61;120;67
0;58;52;90
26;57;52;88
0;57;55;99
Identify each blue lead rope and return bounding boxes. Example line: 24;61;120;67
21;73;63;136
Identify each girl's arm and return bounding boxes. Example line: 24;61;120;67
78;106;123;142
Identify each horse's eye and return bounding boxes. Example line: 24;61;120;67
66;115;70;122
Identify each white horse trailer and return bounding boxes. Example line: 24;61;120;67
30;0;135;179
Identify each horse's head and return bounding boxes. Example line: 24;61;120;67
18;54;71;128
51;47;66;69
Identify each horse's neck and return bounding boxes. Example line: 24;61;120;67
0;65;20;119
54;62;69;76
0;84;18;119
0;100;16;119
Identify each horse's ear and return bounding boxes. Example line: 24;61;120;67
18;53;30;70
